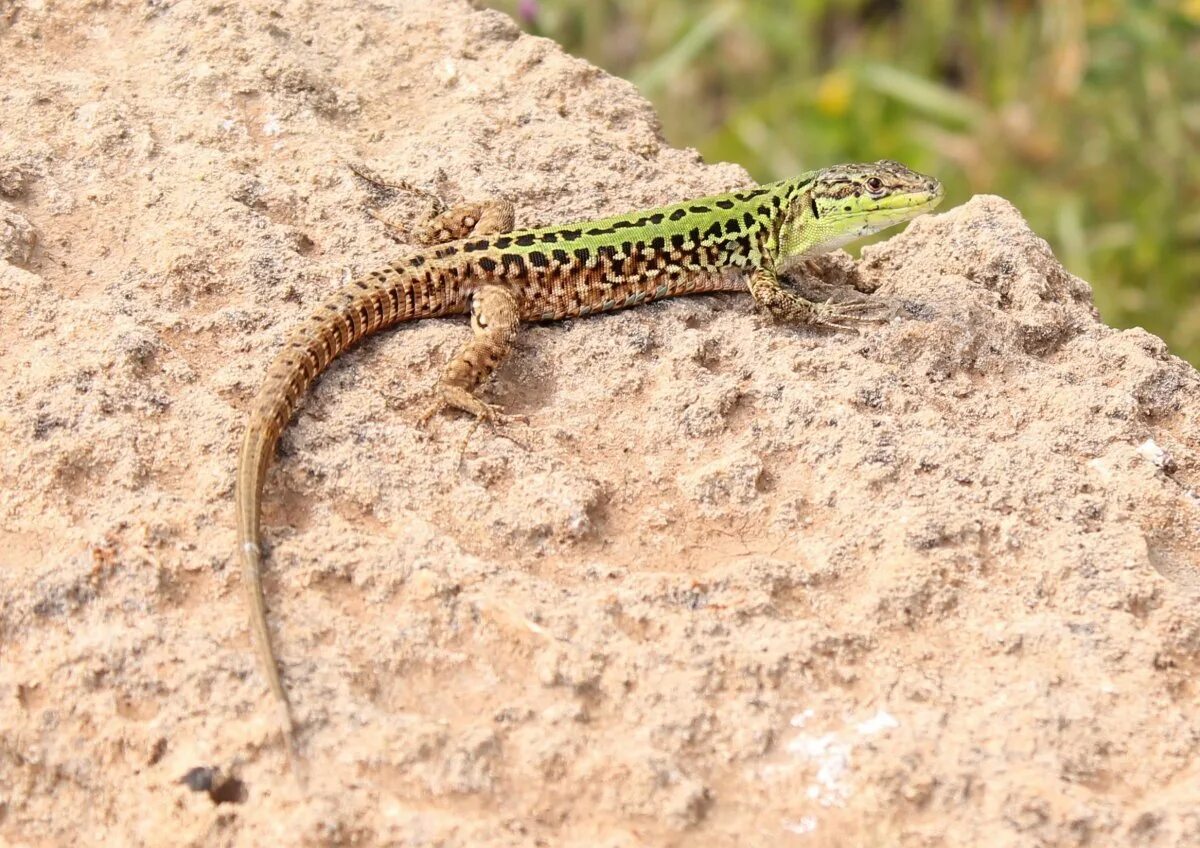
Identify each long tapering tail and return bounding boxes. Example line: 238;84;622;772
234;261;458;770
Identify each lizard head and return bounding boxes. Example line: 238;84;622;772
779;160;943;263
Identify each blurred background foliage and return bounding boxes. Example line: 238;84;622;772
487;0;1200;364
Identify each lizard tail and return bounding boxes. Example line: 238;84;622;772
235;262;454;769
236;415;300;771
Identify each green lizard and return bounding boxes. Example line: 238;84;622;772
236;159;944;769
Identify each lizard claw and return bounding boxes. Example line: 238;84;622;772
418;390;530;465
418;391;526;429
417;396;448;428
810;296;892;330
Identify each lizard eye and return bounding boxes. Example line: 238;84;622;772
865;177;885;193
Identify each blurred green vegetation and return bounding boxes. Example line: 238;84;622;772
488;0;1200;364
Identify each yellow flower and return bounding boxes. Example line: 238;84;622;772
1085;0;1118;26
815;71;852;117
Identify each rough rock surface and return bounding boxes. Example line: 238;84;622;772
2;1;1199;846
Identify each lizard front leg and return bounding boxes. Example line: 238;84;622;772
421;283;522;425
748;267;882;330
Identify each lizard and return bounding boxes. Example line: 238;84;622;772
235;159;944;770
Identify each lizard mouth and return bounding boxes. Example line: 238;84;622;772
888;180;944;212
864;182;944;228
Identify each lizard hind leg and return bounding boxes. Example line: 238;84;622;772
347;162;515;244
415;199;515;245
420;283;524;429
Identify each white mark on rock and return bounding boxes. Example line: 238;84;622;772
1136;438;1171;470
1087;457;1112;482
788;731;850;807
855;710;899;736
783;708;901;809
789;708;815;728
782;815;818;835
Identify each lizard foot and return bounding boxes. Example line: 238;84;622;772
348;162;514;244
348;162;446;239
418;387;527;428
763;293;891;331
808;296;894;331
419;387;530;463
348;162;445;208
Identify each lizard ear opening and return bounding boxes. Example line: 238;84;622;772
808;194;820;219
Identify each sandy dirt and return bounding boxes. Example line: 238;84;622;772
3;1;1200;845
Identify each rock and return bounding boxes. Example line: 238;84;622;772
2;0;1198;845
1;200;37;265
